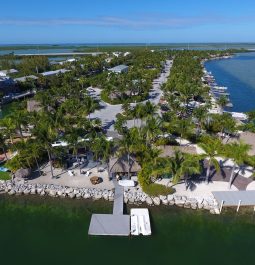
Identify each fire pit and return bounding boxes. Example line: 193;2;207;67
90;176;102;185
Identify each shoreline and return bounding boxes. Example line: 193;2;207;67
0;180;219;214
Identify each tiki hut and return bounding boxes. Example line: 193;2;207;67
108;155;141;179
14;168;31;179
158;145;198;158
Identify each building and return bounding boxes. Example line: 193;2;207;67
108;155;141;179
108;65;129;74
27;100;42;112
0;76;16;95
41;69;70;77
14;75;38;83
0;69;19;77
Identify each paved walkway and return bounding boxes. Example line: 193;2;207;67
89;60;173;131
112;179;124;215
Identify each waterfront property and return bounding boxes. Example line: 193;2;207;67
41;69;70;77
108;64;129;74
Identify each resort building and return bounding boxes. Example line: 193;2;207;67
108;65;129;74
0;69;19;76
14;75;38;83
0;76;16;95
41;69;70;77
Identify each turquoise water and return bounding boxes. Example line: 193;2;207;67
205;52;255;112
1;195;255;265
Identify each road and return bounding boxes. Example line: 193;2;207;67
89;60;173;132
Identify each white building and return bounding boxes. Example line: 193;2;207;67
41;69;70;77
108;65;129;74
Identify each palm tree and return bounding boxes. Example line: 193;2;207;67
9;110;28;139
0;132;8;160
143;116;162;146
0;117;16;145
217;96;228;110
117;131;136;178
32;115;57;178
29;141;43;175
223;142;251;189
168;152;202;187
199;136;222;183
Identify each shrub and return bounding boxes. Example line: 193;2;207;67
142;183;175;196
0;171;11;180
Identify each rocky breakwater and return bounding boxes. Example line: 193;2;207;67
124;188;220;214
0;180;115;202
0;180;220;214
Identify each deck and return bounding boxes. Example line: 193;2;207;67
213;190;255;206
88;214;130;236
88;179;130;236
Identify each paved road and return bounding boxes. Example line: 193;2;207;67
89;60;173;131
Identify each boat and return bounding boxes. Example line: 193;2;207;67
130;208;151;236
118;180;135;187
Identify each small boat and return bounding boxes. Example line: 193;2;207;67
118;180;135;187
130;208;151;236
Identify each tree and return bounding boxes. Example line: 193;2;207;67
217;96;228;110
223;142;251;189
168;151;202;187
32;114;57;178
0;132;8;160
117;131;137;178
199;136;222;183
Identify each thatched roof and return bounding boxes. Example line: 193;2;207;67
14;168;31;179
222;132;255;156
109;155;141;173
27;100;42;112
158;145;198;158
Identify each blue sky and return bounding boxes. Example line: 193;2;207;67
1;0;255;44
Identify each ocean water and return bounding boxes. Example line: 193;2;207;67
205;52;255;112
0;195;255;265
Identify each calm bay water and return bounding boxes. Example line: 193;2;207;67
0;195;255;265
205;52;255;112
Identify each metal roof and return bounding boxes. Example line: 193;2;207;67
41;69;70;76
14;75;38;82
108;64;129;72
212;190;255;206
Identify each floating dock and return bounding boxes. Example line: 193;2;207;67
88;180;130;236
88;180;151;237
88;214;130;236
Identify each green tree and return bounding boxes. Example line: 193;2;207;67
223;142;251;189
199;136;222;183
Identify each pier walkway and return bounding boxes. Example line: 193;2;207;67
88;179;130;236
113;179;124;215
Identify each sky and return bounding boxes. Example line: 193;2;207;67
1;0;255;44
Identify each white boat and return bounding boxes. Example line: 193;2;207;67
130;208;151;236
118;180;135;187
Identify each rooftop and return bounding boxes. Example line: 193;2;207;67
108;64;129;72
41;69;70;76
14;75;38;82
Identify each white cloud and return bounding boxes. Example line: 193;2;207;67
0;15;251;29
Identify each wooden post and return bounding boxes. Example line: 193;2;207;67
237;200;241;212
220;200;224;213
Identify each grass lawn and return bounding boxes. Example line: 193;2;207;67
142;183;175;197
0;171;11;180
